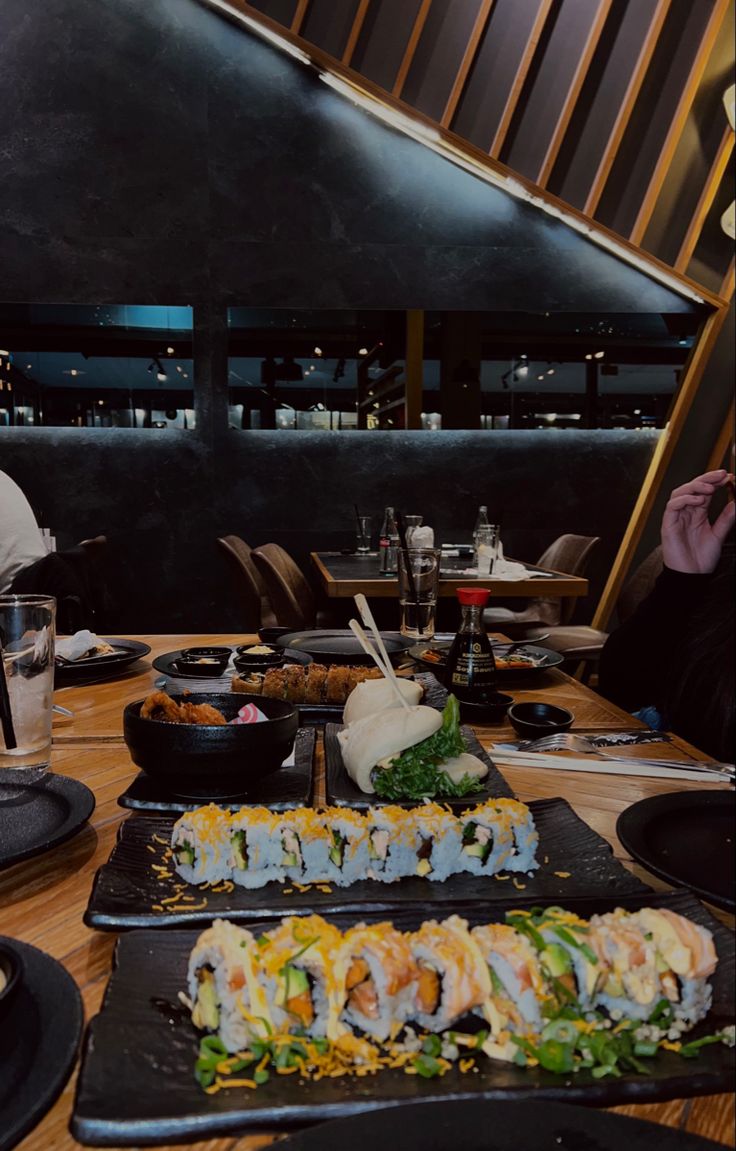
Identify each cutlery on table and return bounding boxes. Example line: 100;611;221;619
505;732;735;778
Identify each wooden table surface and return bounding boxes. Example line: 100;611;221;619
310;551;589;600
4;633;733;1151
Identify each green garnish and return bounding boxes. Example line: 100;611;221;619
373;696;484;801
413;1053;445;1078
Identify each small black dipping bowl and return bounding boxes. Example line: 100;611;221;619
459;692;513;725
181;646;233;659
173;654;230;678
235;645;285;667
123;693;299;799
507;701;574;740
0;944;23;1024
258;627;293;644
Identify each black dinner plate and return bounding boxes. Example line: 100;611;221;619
409;639;564;676
274;1098;726;1151
118;727;316;813
54;637;151;686
617;790;735;912
0;774;96;869
0;936;84;1151
83;796;649;930
152;646;312;680
71;889;734;1145
275;629;416;666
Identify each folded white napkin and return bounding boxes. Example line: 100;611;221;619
409;526;434;547
448;560;555;580
56;629;103;661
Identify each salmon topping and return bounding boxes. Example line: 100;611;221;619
346;958;371;991
228;967;246;992
348;978;379;1019
287;990;314;1027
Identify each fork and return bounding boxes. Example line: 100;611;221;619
517;732;735;777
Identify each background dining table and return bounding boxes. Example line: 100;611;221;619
2;633;733;1151
310;551;589;600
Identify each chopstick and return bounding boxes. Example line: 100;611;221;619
348;619;412;712
353;593;413;712
488;748;731;782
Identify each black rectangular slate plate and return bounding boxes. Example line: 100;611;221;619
117;728;316;813
325;720;514;809
84;797;650;930
71;889;735;1146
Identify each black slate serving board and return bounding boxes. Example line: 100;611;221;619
71;890;735;1145
118;728;316;813
84;797;650;930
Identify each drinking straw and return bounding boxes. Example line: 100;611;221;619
395;511;423;636
353;503;367;550
0;644;18;750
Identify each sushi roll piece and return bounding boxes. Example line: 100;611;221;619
335;922;418;1040
366;804;422;881
412;802;462;882
630;907;717;1024
407;914;491;1032
303;664;328;704
514;906;602;1011
457;801;515;877
187;919;272;1052
318;807;370;886
471;923;548;1038
229;806;284;888
171;804;232;885
588;908;661;1021
492;798;540;873
257;914;343;1038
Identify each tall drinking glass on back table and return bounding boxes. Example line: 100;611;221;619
0;594;56;783
397;548;441;640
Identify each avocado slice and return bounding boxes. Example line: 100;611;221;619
329;830;345;868
540;943;573;977
463;841;492;863
231;830;247;871
282;852;298;867
175;839;195;868
193;970;219;1031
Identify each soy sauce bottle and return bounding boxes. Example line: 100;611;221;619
444;587;498;702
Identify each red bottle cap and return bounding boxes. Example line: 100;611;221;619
456;587;490;606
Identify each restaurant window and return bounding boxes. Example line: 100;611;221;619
0;304;193;429
227;308;703;431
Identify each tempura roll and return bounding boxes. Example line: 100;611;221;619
171;803;232;885
187;918;272;1052
336;922;418;1040
407;914;491;1032
257;914;343;1038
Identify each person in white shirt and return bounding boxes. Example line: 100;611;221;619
0;470;47;593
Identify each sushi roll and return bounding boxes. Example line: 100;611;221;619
407;914;491;1032
492;799;540;873
366;804;421;881
335;922;418;1040
318;807;370;886
457;801;515;877
515;906;602;1010
268;810;331;883
630;907;716;1024
171;804;232;885
303;664;328;704
257;914;343;1038
229;806;283;888
187;919;272;1052
412;802;462;881
471;923;548;1038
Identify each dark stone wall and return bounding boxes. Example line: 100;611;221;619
0;0;710;632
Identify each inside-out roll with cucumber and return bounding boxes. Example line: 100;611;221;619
335;922;418;1040
257;914;343;1039
186;919;272;1052
171;804;232;885
229;806;283;889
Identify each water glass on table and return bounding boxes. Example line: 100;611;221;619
0;594;56;784
397;547;441;640
355;515;373;554
475;524;500;574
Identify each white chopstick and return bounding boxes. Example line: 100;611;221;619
488;748;731;782
353;593;412;709
348;618;412;712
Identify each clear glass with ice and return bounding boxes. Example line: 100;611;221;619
0;595;56;783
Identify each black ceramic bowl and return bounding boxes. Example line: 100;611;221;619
234;645;284;668
0;944;23;1024
459;692;513;725
173;655;230;678
507;701;574;740
123;693;299;798
258;627;293;644
181;646;233;659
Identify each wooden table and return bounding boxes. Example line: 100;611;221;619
310;551;589;600
4;634;733;1151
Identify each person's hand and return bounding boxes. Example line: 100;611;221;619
661;469;735;573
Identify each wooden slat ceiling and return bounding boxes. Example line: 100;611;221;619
233;0;735;302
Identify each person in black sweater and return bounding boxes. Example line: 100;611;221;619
599;468;735;763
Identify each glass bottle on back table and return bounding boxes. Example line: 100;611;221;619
379;506;399;574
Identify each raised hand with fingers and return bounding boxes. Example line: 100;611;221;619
661;468;735;574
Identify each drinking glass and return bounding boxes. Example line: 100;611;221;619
355;515;372;554
475;524;500;574
0;595;56;783
397;548;441;640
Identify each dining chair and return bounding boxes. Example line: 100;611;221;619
484;533;601;636
520;545;664;680
251;543;318;630
217;536;277;631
